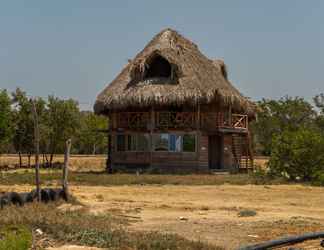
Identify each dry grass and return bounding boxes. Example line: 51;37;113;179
0;171;288;187
0;154;106;172
254;156;269;169
0;202;221;250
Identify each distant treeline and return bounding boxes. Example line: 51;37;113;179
0;88;107;167
2;88;324;181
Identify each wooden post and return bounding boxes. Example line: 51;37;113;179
107;114;112;173
32;99;41;202
62;139;71;199
196;103;201;163
150;107;154;169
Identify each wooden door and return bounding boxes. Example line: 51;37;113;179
208;135;223;169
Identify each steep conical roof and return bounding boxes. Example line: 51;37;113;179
94;28;255;115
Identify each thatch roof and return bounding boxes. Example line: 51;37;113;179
94;28;255;115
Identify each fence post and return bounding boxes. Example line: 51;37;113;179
62;139;71;200
32;99;41;202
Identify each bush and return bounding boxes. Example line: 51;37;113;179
0;225;32;250
268;128;324;181
238;209;257;217
311;170;324;186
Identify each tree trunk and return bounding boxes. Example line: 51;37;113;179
49;153;54;168
18;151;22;168
27;153;31;168
44;154;50;168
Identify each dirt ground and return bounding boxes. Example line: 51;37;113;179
4;183;324;249
71;184;324;249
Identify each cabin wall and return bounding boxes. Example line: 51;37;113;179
107;104;249;173
223;134;234;169
110;132;209;173
198;134;209;169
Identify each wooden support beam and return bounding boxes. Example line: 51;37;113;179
150;107;154;168
107;114;112;173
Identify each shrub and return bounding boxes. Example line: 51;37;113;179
0;225;32;250
268;128;324;181
238;209;257;217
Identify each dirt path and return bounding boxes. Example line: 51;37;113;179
2;184;324;249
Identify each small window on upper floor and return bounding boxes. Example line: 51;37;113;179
144;55;172;79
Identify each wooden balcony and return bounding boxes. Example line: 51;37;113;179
155;112;196;130
114;112;248;132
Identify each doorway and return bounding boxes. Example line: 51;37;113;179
208;135;223;170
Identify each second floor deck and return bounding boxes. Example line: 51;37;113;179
111;111;249;133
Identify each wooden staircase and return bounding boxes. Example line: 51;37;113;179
232;133;253;171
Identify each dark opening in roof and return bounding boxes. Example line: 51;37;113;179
144;55;172;79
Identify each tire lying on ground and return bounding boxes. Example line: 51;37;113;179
0;188;68;209
0;192;24;208
52;188;68;202
20;191;37;203
0;195;10;209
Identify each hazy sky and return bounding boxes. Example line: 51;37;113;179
0;1;323;110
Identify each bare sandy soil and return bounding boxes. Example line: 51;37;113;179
2;184;324;249
71;184;324;249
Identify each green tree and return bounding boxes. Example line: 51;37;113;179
251;96;316;155
45;96;80;166
12;88;46;167
268;127;324;181
314;93;324;132
0;89;13;153
75;111;108;154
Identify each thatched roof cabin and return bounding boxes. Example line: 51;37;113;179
95;28;255;173
94;28;255;116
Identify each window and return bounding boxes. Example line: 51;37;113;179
183;134;196;152
137;134;149;151
117;133;196;153
127;134;137;151
169;134;182;152
117;134;126;151
145;55;172;79
153;134;169;151
117;134;149;152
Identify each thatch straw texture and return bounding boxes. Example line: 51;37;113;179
94;28;255;115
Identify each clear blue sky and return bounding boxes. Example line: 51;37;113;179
0;1;323;110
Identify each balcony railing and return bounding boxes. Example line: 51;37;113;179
115;112;248;131
155;112;196;130
232;114;248;130
117;112;149;130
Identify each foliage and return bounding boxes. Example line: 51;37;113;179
75;111;107;154
237;209;257;217
251;96;316;156
268;128;324;181
314;93;324;132
44;96;80;166
0;225;32;250
0;88;107;158
0;89;13;152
